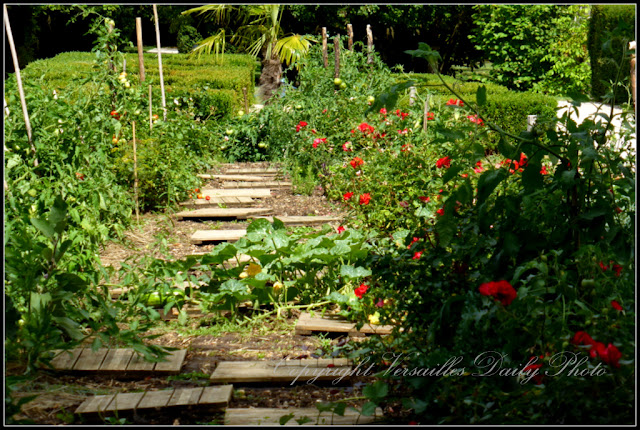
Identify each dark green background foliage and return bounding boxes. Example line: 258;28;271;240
176;25;201;54
587;5;636;102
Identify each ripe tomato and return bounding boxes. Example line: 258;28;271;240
205;195;211;201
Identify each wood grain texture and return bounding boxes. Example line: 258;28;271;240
295;312;394;336
200;188;272;198
209;359;352;384
246;216;343;226
48;349;83;370
153;349;187;373
175;207;273;220
221;181;291;189
224;407;384;425
100;349;134;371
74;348;108;371
191;229;247;244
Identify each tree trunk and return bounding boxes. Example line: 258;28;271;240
258;51;282;102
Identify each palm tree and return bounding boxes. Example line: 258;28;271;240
182;4;314;100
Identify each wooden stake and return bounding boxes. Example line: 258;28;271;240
527;115;537;132
322;27;328;68
133;121;140;224
152;5;167;121
4;5;37;167
136;17;146;82
630;41;636;109
149;85;153;130
347;24;353;51
423;95;430;134
334;35;340;79
366;24;373;64
242;87;249;113
409;86;416;106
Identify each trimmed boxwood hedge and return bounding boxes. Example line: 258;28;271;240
17;51;256;119
587;5;635;103
393;73;558;147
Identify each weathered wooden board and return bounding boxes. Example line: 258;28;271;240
110;280;204;300
199;385;234;407
76;386;234;415
221;181;291;189
136;389;174;409
103;392;145;412
175;207;273;221
48;349;83;370
199;174;275;182
75;394;116;414
295;312;395;336
200;188;272;198
125;353;157;372
191;229;247;244
224;407;384;425
209;359;351;384
100;349;134;371
74;348;109;371
179;196;255;207
247;216;343;226
220;168;281;174
154;349;188;373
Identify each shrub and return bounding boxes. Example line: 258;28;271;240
176;24;201;54
587;5;636;103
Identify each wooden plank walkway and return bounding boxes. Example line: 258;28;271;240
198;174;275;182
200;188;272;198
44;348;187;374
191;229;247;244
209;359;351;384
221;181;291;189
174;207;274;221
75;385;233;415
247;216;343;226
224;407;383;425
295;312;395;336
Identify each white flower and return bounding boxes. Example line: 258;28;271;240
174;98;180;106
53;90;58;99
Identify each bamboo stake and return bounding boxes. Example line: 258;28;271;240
149;85;153;130
132;121;140;224
322;27;328;68
347;24;353;51
409;86;416;106
334;35;340;79
136;17;146;82
4;5;37;167
423;95;430;134
630;41;636;110
152;4;167;121
242;87;249;113
366;24;373;64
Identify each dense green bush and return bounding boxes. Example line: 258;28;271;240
176;24;201;54
470;5;593;96
587;5;636;103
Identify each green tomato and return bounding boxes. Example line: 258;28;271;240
334;78;342;86
295;105;303;110
367;96;375;103
18;319;25;327
220;145;227;150
258;142;267;148
340;82;347;89
225;129;234;135
581;279;596;288
238;110;245;117
27;189;37;197
144;292;162;307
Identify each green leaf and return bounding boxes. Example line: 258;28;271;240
522;162;543;192
441;165;464;185
30;218;55;239
279;413;295;425
363;381;388;402
497;136;517;159
435;215;456;248
51;316;84;340
476;85;487;106
361;401;377;416
177;309;189;326
49;196;67;228
503;231;520;257
476;169;507;205
340;265;372;279
55;273;88;292
91;336;102;351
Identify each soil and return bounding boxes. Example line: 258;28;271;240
6;162;407;426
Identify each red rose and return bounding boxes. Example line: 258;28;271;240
343;192;354;201
611;300;623;311
350;157;364;169
571;331;595;346
436;156;451;169
419;196;430;203
478;280;517;306
359;193;371;205
412;251;423;260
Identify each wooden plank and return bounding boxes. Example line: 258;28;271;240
125;353;157;372
200;188;272;198
179;196;255;206
247;216;343;226
295;312;394;336
209;359;352;384
166;387;204;407
191;229;247;244
153;349;187;373
103;391;146;412
200;174;275;181
73;348;109;371
221;181;291;189
137;389;175;409
48;349;83;370
175;207;274;221
198;385;233;407
100;348;134;371
224;407;384;425
75;394;116;415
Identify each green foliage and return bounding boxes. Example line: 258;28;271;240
587;5;636;103
470;5;592;95
176;24;201;54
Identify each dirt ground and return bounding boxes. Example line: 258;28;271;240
6;163;409;425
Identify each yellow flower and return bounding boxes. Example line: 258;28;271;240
368;311;381;325
246;263;262;276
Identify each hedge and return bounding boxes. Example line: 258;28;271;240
587;5;635;103
16;51;256;118
392;73;557;148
